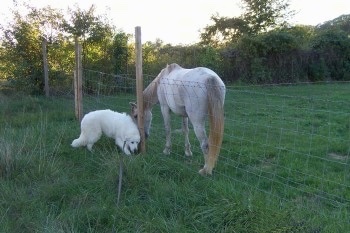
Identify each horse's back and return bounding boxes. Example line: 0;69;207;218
162;64;224;89
171;66;225;101
158;64;225;117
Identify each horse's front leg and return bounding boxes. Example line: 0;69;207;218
161;106;171;155
182;117;192;156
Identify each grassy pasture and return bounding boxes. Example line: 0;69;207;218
0;83;349;232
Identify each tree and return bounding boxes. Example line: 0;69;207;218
0;4;78;94
200;0;294;46
27;6;66;96
112;32;130;74
27;6;65;43
62;5;98;41
62;4;116;71
1;11;44;93
242;0;293;34
316;14;350;35
311;29;350;81
200;14;250;46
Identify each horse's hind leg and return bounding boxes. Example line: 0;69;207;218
192;123;209;163
192;124;208;155
182;117;192;156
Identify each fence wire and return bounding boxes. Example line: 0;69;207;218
80;69;350;226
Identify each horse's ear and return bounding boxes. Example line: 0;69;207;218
129;102;137;108
129;102;138;119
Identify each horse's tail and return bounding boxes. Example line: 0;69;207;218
200;77;225;175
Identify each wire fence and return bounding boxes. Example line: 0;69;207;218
71;69;350;226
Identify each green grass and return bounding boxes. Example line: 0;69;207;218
0;83;349;232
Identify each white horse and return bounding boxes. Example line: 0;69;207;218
131;63;226;175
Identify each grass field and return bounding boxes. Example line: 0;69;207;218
0;82;349;232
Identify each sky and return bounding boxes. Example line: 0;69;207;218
0;0;349;45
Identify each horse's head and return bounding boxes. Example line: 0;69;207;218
129;102;152;138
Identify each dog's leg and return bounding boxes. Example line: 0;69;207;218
87;143;93;151
84;128;102;152
116;138;131;155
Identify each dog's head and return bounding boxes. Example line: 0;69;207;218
122;136;140;155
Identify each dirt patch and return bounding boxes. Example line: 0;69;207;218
328;152;348;161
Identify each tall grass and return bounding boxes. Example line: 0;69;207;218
0;83;349;232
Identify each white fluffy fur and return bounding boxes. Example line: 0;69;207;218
71;109;140;155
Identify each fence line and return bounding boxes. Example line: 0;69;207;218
78;68;350;225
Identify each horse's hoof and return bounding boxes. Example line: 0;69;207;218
163;148;171;155
199;168;212;176
185;151;193;157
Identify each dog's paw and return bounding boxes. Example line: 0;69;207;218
87;144;93;151
124;151;131;156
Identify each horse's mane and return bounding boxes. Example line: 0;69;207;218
143;75;159;110
166;63;181;73
143;63;182;110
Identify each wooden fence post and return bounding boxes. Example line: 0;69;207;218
42;38;49;97
135;26;146;153
74;39;83;122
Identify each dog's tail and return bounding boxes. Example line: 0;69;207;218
71;135;85;148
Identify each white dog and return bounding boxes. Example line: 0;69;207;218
71;109;140;155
